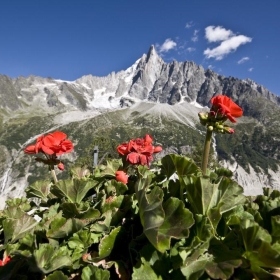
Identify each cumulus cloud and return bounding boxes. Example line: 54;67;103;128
205;26;234;42
185;21;194;28
158;38;177;53
204;26;252;60
203;25;252;60
238;57;250;64
248;68;254;72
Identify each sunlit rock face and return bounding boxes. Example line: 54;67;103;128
0;45;280;208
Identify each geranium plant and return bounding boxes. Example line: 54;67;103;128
1;95;280;279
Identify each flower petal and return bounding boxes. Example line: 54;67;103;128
144;134;153;144
24;145;36;154
153;146;162;153
127;152;140;164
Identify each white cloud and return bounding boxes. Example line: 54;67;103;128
205;26;234;42
191;37;198;42
237;57;250;64
248;68;254;72
158;38;177;53
208;65;214;69
204;34;252;60
191;29;199;42
187;47;196;52
185;21;194;28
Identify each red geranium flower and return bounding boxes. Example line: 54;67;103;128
211;95;243;123
0;256;11;266
115;170;128;184
117;134;162;166
24;131;73;156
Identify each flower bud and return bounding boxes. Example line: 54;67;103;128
115;170;128;184
82;253;90;261
57;162;64;171
208;126;213;131
198;112;208;120
215;124;224;129
224;126;235;134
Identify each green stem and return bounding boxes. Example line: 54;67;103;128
50;168;58;183
201;129;213;175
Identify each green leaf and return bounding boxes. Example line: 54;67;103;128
132;258;163;280
161;154;200;178
70;166;91;179
139;243;172;278
101;195;125;213
205;259;241;279
181;176;246;230
204;239;242;279
5;197;32;212
99;226;121;258
180;254;208;280
135;176;165;250
214;167;233;178
68;230;100;250
240;219;280;278
61;202;100;220
19;233;35;248
39;205;63;231
26;180;52;202
99;159;122;177
81;265;110;280
47;218;87;239
271;215;280;240
34;244;72;274
135;172;193;252
90;210;113;232
3;213;38;243
104;179;128;195
155;198;194;252
50;179;98;203
45;271;68;280
241;219;271;251
243;241;280;269
3;206;25;219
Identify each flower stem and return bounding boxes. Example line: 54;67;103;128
50;168;58;183
201;129;213;175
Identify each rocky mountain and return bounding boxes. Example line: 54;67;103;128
0;45;280;208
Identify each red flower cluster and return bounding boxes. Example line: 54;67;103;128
117;134;162;166
24;131;73;156
0;256;11;266
211;95;243;123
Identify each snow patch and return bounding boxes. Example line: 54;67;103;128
190;100;204;109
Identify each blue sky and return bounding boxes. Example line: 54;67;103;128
0;0;279;95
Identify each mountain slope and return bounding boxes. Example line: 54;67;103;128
0;45;280;208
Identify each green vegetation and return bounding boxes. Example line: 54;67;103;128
216;121;279;173
1;154;280;279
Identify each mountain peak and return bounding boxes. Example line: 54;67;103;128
147;45;160;61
